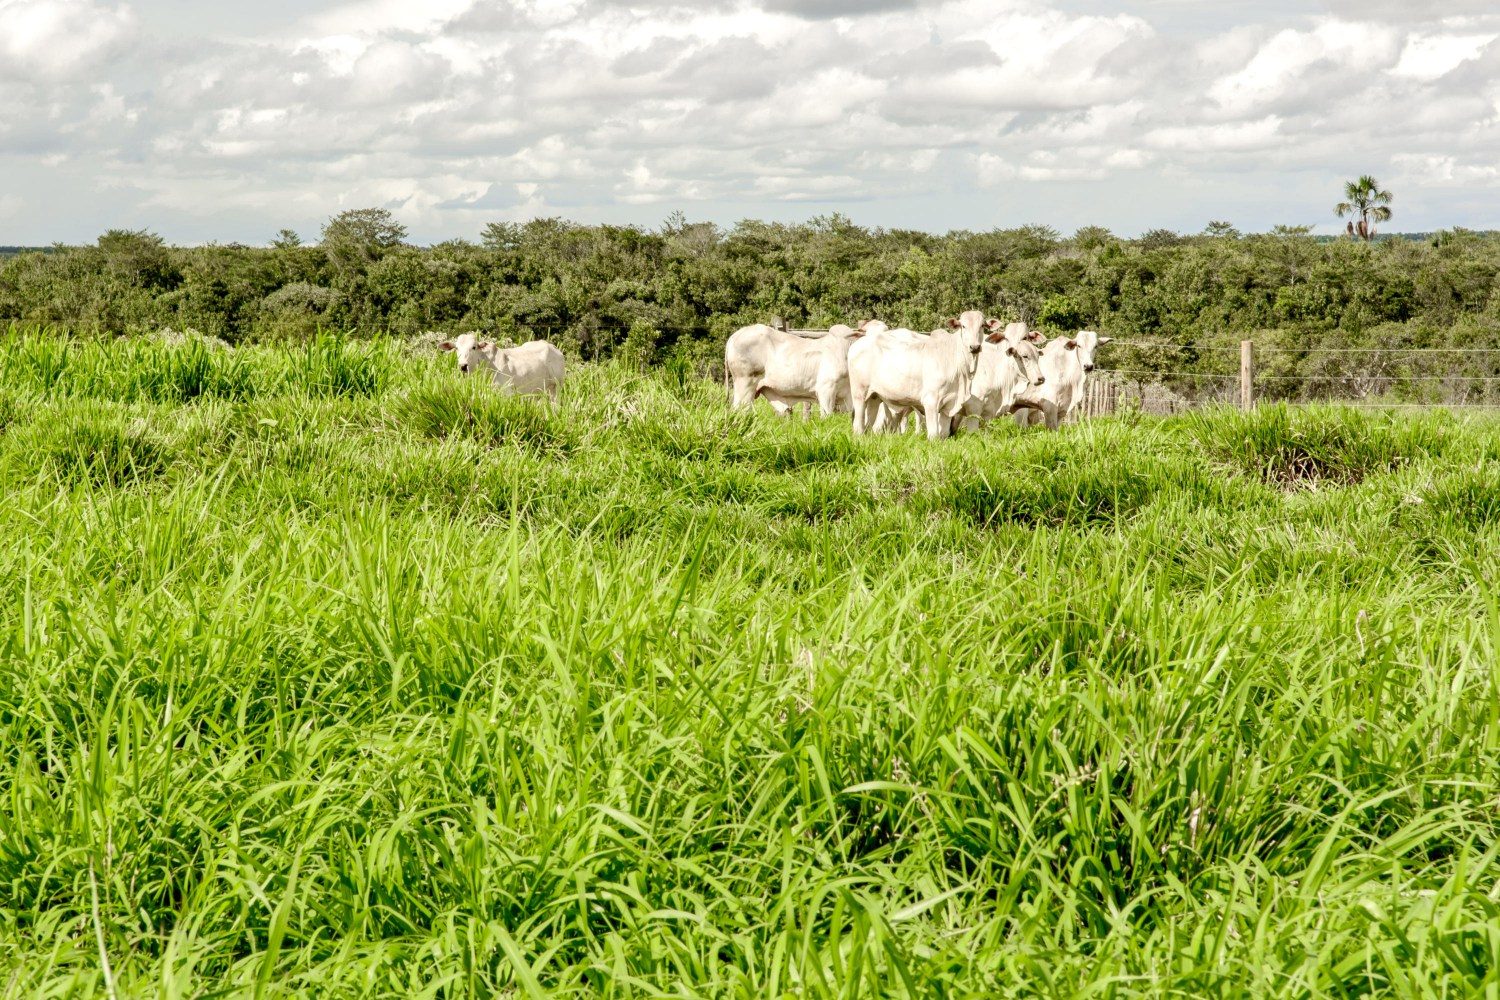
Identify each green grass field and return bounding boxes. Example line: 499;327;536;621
0;332;1497;997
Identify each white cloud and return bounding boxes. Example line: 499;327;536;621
6;0;1500;242
1208;20;1401;114
297;0;473;39
1145;115;1282;152
1392;31;1496;80
0;0;135;80
1391;153;1500;187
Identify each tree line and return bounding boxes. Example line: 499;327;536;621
3;208;1499;402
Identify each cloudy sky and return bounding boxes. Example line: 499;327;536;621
2;0;1497;244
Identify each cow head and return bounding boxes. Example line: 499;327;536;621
1068;330;1109;373
946;310;987;354
438;332;496;374
858;319;889;337
830;323;861;340
1006;338;1046;387
945;310;988;377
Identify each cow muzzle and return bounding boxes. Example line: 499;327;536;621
460;364;470;373
1035;375;1045;385
1084;364;1095;372
969;345;982;355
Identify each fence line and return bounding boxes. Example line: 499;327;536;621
1105;369;1500;383
1081;334;1500;418
1108;341;1498;354
454;326;1500;357
1312;401;1500;409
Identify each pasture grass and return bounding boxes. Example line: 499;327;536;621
0;332;1497;996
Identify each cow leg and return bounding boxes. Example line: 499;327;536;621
731;376;759;409
1043;401;1061;431
851;393;870;436
923;401;949;440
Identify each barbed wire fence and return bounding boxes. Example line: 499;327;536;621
1078;340;1500;419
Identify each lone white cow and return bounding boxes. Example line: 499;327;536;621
440;334;565;402
724;322;864;417
1013;330;1112;430
847;310;989;440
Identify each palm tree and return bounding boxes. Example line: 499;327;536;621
1335;176;1393;241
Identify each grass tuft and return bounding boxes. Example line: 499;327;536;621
392;377;574;455
1188;403;1446;487
20;401;172;485
285;335;392;398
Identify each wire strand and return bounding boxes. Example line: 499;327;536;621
1106;341;1497;354
1101;369;1500;383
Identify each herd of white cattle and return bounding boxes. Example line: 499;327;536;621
440;314;1110;441
725;310;1111;439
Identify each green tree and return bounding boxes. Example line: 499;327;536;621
96;229;178;289
1036;294;1088;332
1335;176;1393;241
320;208;408;273
1138;228;1183;250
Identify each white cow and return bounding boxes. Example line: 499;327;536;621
1014;330;1112;430
875;324;1047;434
440;334;565;402
954;336;1047;432
847;310;989;440
724;322;865;417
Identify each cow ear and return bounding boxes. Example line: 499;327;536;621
477;341;493;351
947;317;961;329
1065;340;1078;350
439;341;455;351
1098;336;1113;345
986;318;1002;330
1027;330;1044;343
985;330;1006;343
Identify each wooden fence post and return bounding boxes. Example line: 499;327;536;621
1240;339;1254;410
